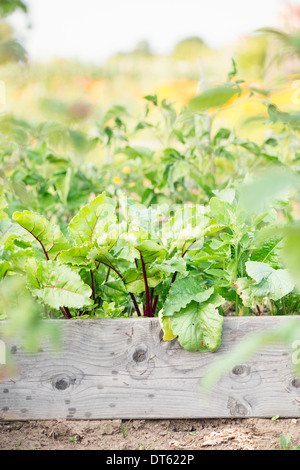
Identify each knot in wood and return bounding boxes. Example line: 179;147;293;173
133;348;147;363
51;374;76;391
291;377;300;389
231;364;251;377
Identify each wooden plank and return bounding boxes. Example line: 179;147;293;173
0;316;299;420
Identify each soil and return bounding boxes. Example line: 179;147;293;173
0;417;299;450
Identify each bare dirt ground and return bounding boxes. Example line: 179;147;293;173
0;417;299;450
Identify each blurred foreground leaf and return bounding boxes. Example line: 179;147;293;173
187;84;238;113
0;276;61;352
202;318;300;391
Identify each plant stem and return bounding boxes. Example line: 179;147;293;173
150;288;154;313
282;297;287;315
105;267;111;282
291;297;300;314
130;293;141;317
170;239;197;287
139;251;151;317
234;242;240;316
60;306;72;319
152;295;159;316
90;270;95;302
97;260;141;316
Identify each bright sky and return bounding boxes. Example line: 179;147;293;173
9;0;300;63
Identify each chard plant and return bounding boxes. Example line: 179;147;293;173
1;182;299;353
0;190;225;351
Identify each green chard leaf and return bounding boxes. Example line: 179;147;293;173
57;245;92;267
123;267;163;294
26;259;93;309
169;293;224;352
163;275;211;316
12;211;70;260
0;214;28;248
136;240;168;265
88;246;119;273
68;193;116;245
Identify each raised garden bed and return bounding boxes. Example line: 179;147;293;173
0;315;300;420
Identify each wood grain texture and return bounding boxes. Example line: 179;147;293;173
0;316;299;420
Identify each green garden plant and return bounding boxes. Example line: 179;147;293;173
1;176;299;354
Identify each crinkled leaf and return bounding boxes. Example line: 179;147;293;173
246;261;294;300
164;275;212;316
26;259;93;309
123;267;163;294
136;240;167;264
57;245;92;267
152;257;187;275
250;225;287;268
234;277;267;309
12;211;70;260
68;193;116;245
99;279;128;302
169;293;224;352
236;261;295;307
246;261;274;284
0;215;27;248
88;246;118;271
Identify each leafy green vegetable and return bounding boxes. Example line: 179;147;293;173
12;211;69;260
26;259;93;310
68;193;116;245
235;261;295;309
167;292;224;352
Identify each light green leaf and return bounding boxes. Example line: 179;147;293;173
246;261;294;301
162;205;206;251
169;293;224;352
12;211;70;260
0;215;27;248
152;257;187;275
136;240;167;264
212;188;235;204
245;261;274;284
57;245;92;266
250;225;287;268
284;224;300;291
187;84;237;113
238;166;299;214
0;259;10;278
164;275;213;316
236;261;295;307
68;193;116;245
123;267;163;294
158;310;176;341
88;246;118;272
209;197;231;226
26;259;93;309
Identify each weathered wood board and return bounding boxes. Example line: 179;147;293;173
0;316;299;420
